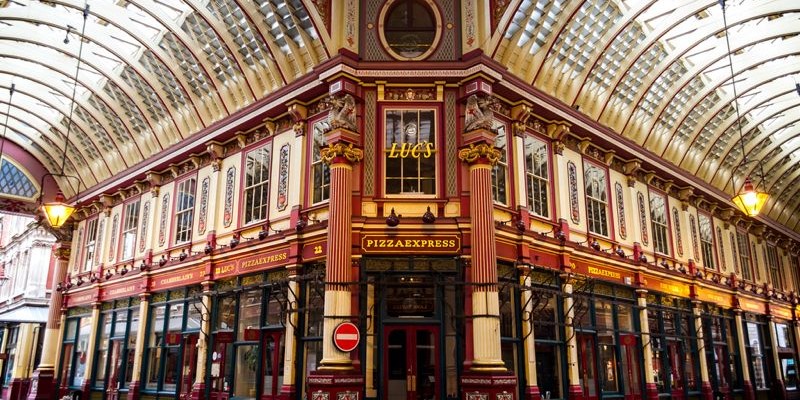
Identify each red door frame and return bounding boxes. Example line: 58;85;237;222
668;341;685;400
577;333;599;400
178;334;199;400
261;330;285;400
209;333;233;400
382;325;441;400
620;334;642;400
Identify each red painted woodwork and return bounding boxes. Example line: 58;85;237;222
383;325;440;400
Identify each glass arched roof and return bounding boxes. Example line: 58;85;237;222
0;0;799;233
496;0;800;232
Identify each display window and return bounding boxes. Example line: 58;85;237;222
573;284;642;400
773;321;797;391
210;270;287;400
141;288;202;398
743;316;771;391
299;264;324;400
702;306;738;398
646;295;699;398
2;326;17;387
531;279;566;400
93;298;140;399
59;309;92;393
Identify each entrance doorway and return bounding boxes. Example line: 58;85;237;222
384;325;440;400
578;333;599;400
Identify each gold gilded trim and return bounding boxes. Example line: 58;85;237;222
320;142;364;165
457;143;501;165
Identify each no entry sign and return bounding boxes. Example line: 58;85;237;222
333;322;360;352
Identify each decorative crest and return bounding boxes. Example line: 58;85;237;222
458;143;501;165
320;142;364;164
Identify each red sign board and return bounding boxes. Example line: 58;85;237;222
361;234;460;254
333;322;360;352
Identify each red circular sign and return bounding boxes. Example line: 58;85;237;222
333;322;360;352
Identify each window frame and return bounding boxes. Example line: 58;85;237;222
119;198;141;261
583;159;611;238
523;132;552;220
698;212;717;270
381;106;441;198
765;245;782;289
82;218;100;272
241;141;273;226
309;118;331;205
648;189;671;257
491;119;510;206
736;231;754;282
172;175;197;246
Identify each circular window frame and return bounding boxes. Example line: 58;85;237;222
377;0;443;61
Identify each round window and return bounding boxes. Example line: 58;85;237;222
378;0;442;61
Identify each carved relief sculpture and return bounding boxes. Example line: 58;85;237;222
464;94;495;132
690;215;699;261
159;194;169;246
327;94;357;131
108;214;119;261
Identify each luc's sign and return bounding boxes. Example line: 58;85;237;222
387;141;434;158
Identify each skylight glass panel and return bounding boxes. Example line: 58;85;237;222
181;13;241;83
119;66;168;122
550;0;621;79
158;32;214;98
613;44;668;107
74;106;116;154
87;96;131;149
139;50;189;112
586;23;644;95
207;0;270;68
102;81;148;136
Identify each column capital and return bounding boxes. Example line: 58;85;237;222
321;142;364;165
458;142;501;166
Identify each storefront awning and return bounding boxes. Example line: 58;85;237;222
0;306;49;323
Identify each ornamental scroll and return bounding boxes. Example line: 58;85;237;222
567;161;579;224
673;207;683;257
320;142;364;164
457;143;501;165
615;182;626;239
139;201;149;252
277;144;290;211
223;167;235;228
198;177;210;235
638;192;648;246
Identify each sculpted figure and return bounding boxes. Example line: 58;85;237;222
327;94;357;131
464;94;495;132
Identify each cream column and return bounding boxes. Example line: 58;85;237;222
317;137;363;370
28;241;71;400
280;272;299;396
11;323;35;380
637;291;658;400
191;286;212;394
126;293;150;400
734;309;756;400
563;279;582;400
79;304;102;391
459;142;505;370
521;273;540;398
692;302;713;400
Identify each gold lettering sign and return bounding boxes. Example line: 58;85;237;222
387;142;434;159
587;266;621;280
214;248;290;279
772;306;792;320
361;234;460;254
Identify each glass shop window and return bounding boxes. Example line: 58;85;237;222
498;267;520;373
2;326;18;387
301;266;325;399
143;292;199;394
746;321;769;390
384;109;437;196
532;290;564;400
775;322;798;390
491;121;508;205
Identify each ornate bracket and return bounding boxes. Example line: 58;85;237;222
320;142;364;165
458;143;502;165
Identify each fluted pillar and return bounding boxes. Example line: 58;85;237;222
521;274;541;400
306;128;364;399
28;242;71;400
637;290;659;400
563;280;583;400
458;133;517;399
280;268;300;398
189;286;212;400
126;294;150;400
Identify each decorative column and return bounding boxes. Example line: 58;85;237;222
189;284;212;400
520;273;541;400
280;266;300;398
126;293;150;400
562;277;583;400
28;240;71;400
458;124;517;399
305;117;364;399
78;304;102;399
637;290;659;400
734;307;756;400
692;301;714;400
8;323;36;400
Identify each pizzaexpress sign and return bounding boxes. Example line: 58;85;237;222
361;234;460;254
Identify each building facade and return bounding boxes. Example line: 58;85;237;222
0;214;55;400
2;2;798;400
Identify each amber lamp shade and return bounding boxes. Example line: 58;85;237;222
731;177;769;217
41;192;76;228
